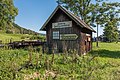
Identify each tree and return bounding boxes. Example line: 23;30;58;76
90;2;120;45
103;5;120;42
0;0;18;32
57;0;106;47
104;23;119;42
57;0;120;47
91;2;120;44
56;0;93;23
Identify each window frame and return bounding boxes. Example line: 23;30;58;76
53;31;59;39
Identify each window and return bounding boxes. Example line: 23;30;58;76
53;31;59;39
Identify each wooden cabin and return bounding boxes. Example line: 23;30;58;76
40;5;95;54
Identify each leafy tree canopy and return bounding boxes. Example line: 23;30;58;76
57;0;120;25
0;0;18;31
57;0;120;43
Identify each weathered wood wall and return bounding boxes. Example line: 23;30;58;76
46;8;92;54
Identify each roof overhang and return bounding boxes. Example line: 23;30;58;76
40;5;95;32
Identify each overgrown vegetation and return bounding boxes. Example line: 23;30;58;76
0;42;120;80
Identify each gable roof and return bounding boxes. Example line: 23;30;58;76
40;5;95;32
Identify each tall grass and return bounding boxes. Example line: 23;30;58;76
0;42;120;80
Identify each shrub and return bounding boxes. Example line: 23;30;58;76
6;29;14;34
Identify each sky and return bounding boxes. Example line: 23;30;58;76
14;0;120;37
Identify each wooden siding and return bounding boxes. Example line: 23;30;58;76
45;8;92;54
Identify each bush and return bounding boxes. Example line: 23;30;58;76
21;36;30;39
21;36;26;39
29;35;45;40
6;29;14;34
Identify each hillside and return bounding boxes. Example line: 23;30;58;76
0;23;45;43
0;33;45;43
12;23;39;35
0;33;31;43
0;22;41;35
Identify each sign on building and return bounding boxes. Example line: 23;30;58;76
60;34;78;40
52;21;72;28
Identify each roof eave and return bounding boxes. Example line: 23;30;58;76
40;5;61;31
93;30;96;33
40;5;96;32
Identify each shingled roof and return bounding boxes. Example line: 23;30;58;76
40;5;95;32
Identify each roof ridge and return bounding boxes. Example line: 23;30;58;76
40;5;95;32
62;7;95;31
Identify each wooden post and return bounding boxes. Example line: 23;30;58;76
96;24;99;47
28;46;33;64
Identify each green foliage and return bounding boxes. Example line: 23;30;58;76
102;2;120;42
11;23;40;35
90;1;120;27
89;1;120;45
0;42;120;79
0;32;45;43
21;35;30;39
58;0;120;45
0;33;24;43
6;29;14;34
57;0;93;23
0;33;32;43
0;0;40;35
104;22;119;42
0;49;28;80
29;34;45;41
0;0;18;32
57;0;108;24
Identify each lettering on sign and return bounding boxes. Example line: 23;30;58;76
52;21;72;28
86;34;90;36
60;34;78;40
88;37;91;41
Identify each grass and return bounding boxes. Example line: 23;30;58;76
0;33;46;43
0;33;33;43
89;42;120;80
91;42;120;58
0;42;120;80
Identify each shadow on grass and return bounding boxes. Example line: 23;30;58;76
89;49;120;59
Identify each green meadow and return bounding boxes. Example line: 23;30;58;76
0;42;120;80
0;33;45;43
0;33;31;43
